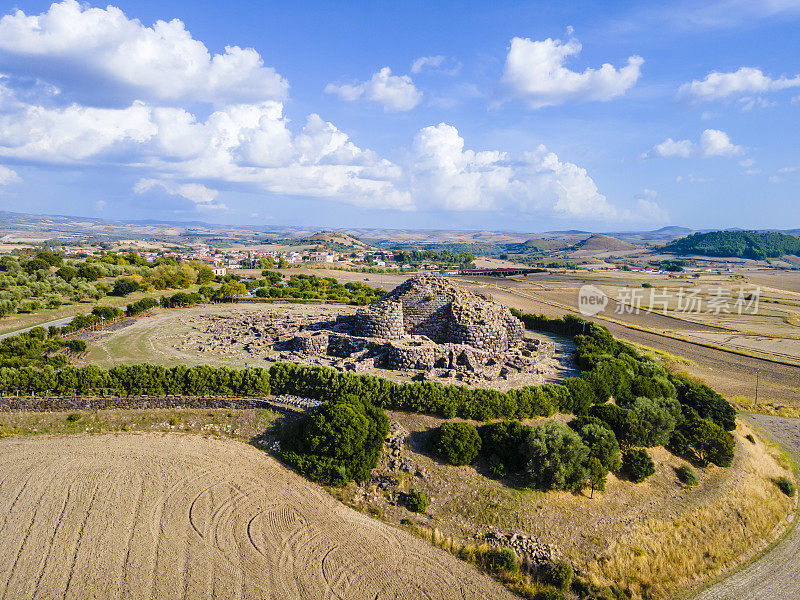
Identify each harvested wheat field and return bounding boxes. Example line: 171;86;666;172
0;433;514;600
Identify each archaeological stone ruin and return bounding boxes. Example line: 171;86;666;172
181;274;565;385
285;274;558;383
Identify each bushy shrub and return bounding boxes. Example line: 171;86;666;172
56;265;78;281
406;490;430;513
545;560;573;590
563;377;593;415
588;404;644;447
66;412;81;422
24;258;51;274
671;375;736;431
126;297;158;316
587;457;607;498
431;421;481;466
777;476;796;496
483;547;518;574
63;339;86;353
623;449;655;483
111;277;139;297
676;464;699;487
35;250;63;266
91;305;123;320
628;396;681;447
745;433;756;444
478;420;532;475
533;588;565;600
524;421;590;492
280;395;388;485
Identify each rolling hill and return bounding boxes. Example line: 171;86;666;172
661;230;800;260
572;234;638;253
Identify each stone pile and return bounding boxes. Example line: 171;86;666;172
477;529;573;572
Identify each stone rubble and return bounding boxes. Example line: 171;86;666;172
476;528;579;574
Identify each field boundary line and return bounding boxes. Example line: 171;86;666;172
488;283;800;369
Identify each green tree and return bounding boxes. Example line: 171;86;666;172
629;396;680;447
281;395;388;484
579;423;622;472
195;264;215;284
587;457;607;498
111;277;140;296
24;258;50;273
56;265;78;281
675;413;734;467
523;421;590;492
77;263;104;281
432;421;482;466
623;449;655;483
214;281;246;299
478;420;532;474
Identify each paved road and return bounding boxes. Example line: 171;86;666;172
0;315;75;340
693;415;800;600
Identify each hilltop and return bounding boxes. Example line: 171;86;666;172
298;230;377;251
662;230;800;260
572;234;638;253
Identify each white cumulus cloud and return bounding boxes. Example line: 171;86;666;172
645;129;743;159
325;67;422;112
0;164;20;185
645;138;694;158
700;128;743;157
0;0;288;106
679;67;800;102
409;122;622;219
502;34;643;108
135;178;226;210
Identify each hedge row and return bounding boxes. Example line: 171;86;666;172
0;363;271;397
0;309;736;436
269;362;572;420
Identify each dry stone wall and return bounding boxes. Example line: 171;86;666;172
0;395;321;413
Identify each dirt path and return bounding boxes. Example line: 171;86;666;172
693;415;800;600
0;433;515;600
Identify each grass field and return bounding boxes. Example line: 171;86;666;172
0;284;206;336
0;407;278;440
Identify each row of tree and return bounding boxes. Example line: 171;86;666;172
0;363;271;396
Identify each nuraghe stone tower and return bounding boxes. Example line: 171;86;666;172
354;274;523;351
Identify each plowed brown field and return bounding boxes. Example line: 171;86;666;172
0;433;514;600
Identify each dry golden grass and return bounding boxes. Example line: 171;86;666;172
584;425;795;599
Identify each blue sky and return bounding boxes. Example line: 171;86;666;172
0;0;798;232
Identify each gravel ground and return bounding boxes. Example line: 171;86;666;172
693;415;800;600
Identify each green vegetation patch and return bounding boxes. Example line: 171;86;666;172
662;230;800;260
